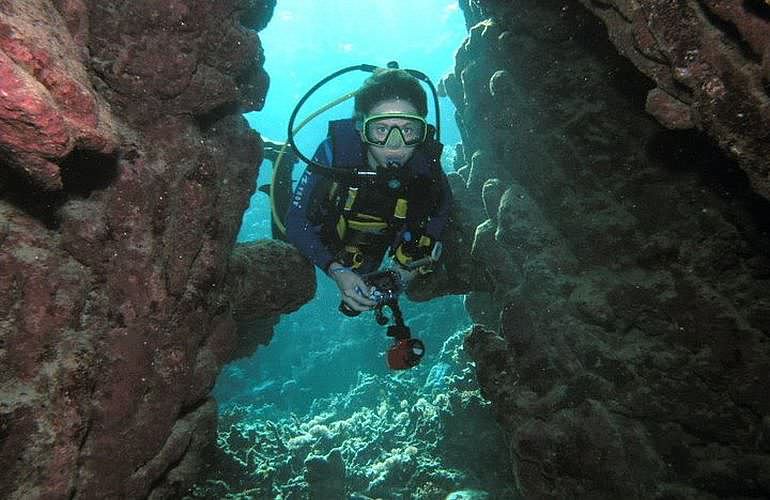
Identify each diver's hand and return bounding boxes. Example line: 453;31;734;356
328;262;377;312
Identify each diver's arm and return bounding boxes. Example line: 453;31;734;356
285;139;337;271
424;166;453;240
390;164;451;280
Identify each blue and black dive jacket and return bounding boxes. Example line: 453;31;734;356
286;118;452;274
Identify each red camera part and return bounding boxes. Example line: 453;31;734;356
387;338;425;370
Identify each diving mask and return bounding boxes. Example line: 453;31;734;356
362;113;427;147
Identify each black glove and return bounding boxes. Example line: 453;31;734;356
394;233;435;271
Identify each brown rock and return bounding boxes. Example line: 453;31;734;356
225;240;315;323
454;1;770;498
0;0;276;498
0;0;118;191
645;87;695;129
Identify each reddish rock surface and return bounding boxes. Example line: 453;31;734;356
448;0;770;498
0;0;285;498
0;0;118;191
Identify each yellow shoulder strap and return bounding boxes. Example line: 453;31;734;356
393;198;408;220
343;186;358;212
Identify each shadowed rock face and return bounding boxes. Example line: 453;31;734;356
578;0;770;199
447;0;770;498
225;240;316;361
462;0;770;200
0;0;284;498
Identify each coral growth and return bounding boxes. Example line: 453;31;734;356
191;328;517;499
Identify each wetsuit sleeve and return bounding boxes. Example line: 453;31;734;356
285;139;336;272
424;165;453;240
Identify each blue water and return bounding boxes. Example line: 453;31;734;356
221;0;470;401
203;3;514;497
220;0;471;409
236;0;466;242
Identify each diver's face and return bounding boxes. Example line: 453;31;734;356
363;99;420;168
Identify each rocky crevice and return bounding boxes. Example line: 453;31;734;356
3;0;770;497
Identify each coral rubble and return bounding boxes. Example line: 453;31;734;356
192;328;516;499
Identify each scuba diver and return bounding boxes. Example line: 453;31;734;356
272;63;451;369
285;66;452;313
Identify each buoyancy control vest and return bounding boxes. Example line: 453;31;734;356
309;118;444;270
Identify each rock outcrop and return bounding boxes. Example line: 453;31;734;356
579;0;770;199
225;240;316;361
448;0;770;498
4;0;770;497
0;1;295;498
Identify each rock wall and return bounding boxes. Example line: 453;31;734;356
448;0;770;498
579;0;770;199
0;1;295;498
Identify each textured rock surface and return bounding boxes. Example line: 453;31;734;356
226;240;315;324
450;0;770;498
0;0;281;498
578;0;770;199
0;0;118;191
225;240;315;361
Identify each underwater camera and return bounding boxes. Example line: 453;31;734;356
338;269;425;370
338;269;402;319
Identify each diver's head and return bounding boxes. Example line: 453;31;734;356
354;69;428;168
